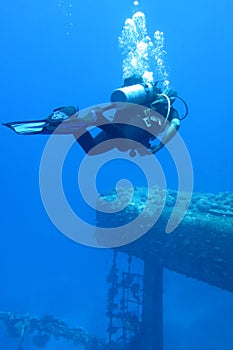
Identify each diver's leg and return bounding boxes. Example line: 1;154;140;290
74;131;96;154
74;130;115;155
87;130;117;155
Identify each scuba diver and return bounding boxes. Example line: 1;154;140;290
2;74;188;157
74;74;188;156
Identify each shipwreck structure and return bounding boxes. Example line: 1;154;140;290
1;188;233;349
97;187;233;350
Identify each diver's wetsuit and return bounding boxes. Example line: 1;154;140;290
75;102;179;155
76;122;154;154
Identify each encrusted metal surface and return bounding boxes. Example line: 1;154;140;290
97;188;233;292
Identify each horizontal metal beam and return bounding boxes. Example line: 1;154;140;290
97;188;233;292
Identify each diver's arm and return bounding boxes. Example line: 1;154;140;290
151;118;180;154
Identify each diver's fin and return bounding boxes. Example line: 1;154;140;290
3;120;47;135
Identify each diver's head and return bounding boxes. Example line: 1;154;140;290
123;74;144;87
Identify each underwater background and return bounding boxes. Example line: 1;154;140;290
0;0;233;349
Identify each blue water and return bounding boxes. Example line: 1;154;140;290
0;0;233;349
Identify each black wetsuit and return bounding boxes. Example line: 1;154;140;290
76;90;180;154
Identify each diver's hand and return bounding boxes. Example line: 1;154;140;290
79;107;104;123
93;106;104;115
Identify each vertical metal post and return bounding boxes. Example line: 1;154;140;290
141;260;164;350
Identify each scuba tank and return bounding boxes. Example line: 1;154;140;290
110;83;157;105
111;82;189;120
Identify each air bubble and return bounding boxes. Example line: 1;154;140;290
58;0;74;35
119;11;170;86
